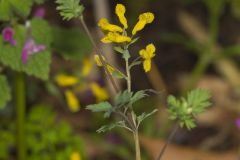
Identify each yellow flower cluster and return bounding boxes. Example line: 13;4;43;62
98;3;154;43
139;43;156;72
55;57;110;112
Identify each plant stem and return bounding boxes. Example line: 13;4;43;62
16;72;26;160
134;131;141;160
126;58;131;93
79;16;119;93
157;123;179;160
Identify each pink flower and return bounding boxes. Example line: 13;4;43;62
22;38;46;64
236;118;240;129
34;7;45;18
2;27;17;46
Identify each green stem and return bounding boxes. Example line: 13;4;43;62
16;72;26;160
157;123;179;160
134;131;141;160
126;58;131;93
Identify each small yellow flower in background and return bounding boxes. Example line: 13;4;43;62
94;54;106;66
106;65;115;74
132;12;154;35
101;32;131;43
115;4;128;29
65;90;80;112
90;82;109;102
55;74;79;87
70;151;81;160
98;18;123;32
81;58;92;77
139;43;156;72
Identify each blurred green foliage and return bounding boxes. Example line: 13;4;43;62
0;75;11;109
0;105;85;159
52;26;91;60
0;0;32;21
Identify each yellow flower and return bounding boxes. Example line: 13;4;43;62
90;82;109;102
101;32;131;43
81;58;92;77
98;18;123;32
115;4;128;29
139;43;156;72
94;55;106;66
55;74;79;87
70;151;81;160
106;65;115;74
64;90;80;112
132;12;154;35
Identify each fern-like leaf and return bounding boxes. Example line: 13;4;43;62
56;0;84;20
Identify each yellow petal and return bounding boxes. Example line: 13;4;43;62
90;83;109;102
143;59;151;72
101;36;112;43
64;90;80;112
98;18;123;32
139;12;154;23
55;74;78;87
70;152;81;160
132;12;154;35
81;58;92;77
146;43;156;58
132;20;147;35
94;55;105;66
115;4;128;29
105;32;131;43
139;49;147;59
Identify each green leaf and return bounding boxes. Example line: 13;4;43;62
167;88;211;130
0;18;52;80
114;47;125;54
131;90;148;104
52;26;91;60
86;101;112;112
115;90;132;107
96;121;126;133
112;70;126;79
137;109;158;127
127;37;139;47
56;0;84;20
0;75;11;109
187;88;211;114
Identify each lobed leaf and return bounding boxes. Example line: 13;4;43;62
86;101;112;112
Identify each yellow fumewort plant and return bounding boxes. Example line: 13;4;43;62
91;3;157;160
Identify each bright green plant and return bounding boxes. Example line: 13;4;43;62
56;1;212;160
0;0;91;159
0;105;85;160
